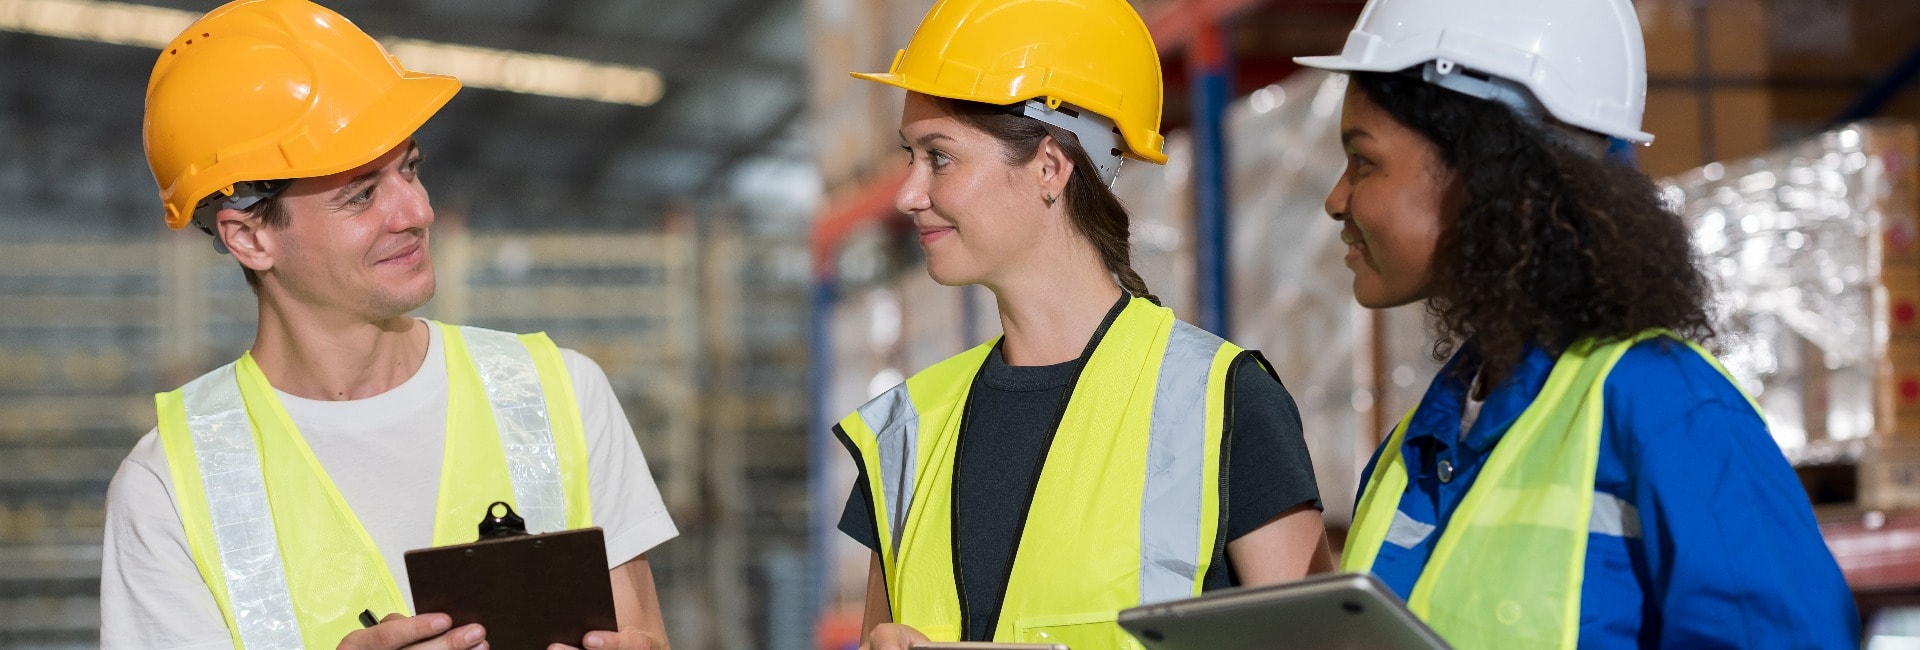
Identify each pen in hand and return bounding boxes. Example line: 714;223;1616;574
359;609;379;628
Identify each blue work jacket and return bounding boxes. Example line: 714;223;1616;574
1358;339;1860;648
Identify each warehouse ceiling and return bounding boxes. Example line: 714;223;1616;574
0;0;815;236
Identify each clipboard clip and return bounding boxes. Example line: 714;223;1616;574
477;501;529;540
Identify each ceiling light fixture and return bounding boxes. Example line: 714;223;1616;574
0;0;665;106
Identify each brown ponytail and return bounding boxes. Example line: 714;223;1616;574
937;98;1159;304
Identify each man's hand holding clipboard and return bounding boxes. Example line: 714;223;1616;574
331;502;662;650
338;611;662;650
339;611;486;650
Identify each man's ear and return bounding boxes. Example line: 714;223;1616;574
1035;135;1075;200
217;207;274;275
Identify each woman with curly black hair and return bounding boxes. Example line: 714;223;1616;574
1297;0;1858;647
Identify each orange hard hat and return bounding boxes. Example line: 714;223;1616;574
143;0;460;230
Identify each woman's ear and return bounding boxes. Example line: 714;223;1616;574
1034;135;1075;201
218;207;274;275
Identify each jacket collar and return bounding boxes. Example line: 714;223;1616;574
1404;342;1559;453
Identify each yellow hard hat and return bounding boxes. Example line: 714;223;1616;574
852;0;1168;164
143;0;461;230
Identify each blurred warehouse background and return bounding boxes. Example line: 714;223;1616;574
2;0;1920;648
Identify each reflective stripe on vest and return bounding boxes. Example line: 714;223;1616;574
461;326;567;532
1342;330;1760;649
177;364;303;649
841;298;1240;647
858;384;918;559
156;321;593;649
1138;321;1225;600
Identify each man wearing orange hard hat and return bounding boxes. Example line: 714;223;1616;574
100;2;675;648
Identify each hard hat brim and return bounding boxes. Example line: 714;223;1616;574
1292;54;1392;73
162;71;462;229
849;71;906;88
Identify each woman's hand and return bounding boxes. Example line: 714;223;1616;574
547;626;664;650
860;622;931;650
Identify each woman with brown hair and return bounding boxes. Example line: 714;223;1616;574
832;0;1330;648
1299;0;1858;647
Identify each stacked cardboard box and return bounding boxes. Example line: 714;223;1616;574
1636;0;1774;178
1765;2;1920;158
1865;124;1920;509
1637;0;1920;179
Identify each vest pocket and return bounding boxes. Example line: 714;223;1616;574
1013;611;1139;649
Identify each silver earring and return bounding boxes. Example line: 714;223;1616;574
1044;193;1057;207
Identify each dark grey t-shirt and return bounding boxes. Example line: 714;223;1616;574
836;305;1321;641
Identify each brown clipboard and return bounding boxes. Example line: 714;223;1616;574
403;525;617;649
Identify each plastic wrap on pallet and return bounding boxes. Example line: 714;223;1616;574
1224;70;1442;524
1116;133;1197;318
1664;121;1920;464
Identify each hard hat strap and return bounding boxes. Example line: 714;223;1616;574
1018;99;1126;187
1418;59;1547;124
189;179;291;254
1416;60;1610;157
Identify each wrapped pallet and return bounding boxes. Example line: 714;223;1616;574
1662;121;1920;506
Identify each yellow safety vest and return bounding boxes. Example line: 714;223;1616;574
154;322;595;649
839;297;1244;648
1343;330;1758;649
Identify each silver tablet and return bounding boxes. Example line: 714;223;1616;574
910;643;1068;650
1116;573;1451;650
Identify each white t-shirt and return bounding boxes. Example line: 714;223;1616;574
98;323;677;650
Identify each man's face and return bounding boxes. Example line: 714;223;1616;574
257;141;436;320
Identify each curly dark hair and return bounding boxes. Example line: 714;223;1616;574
1349;71;1715;385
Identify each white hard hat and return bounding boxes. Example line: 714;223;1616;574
1295;0;1653;143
